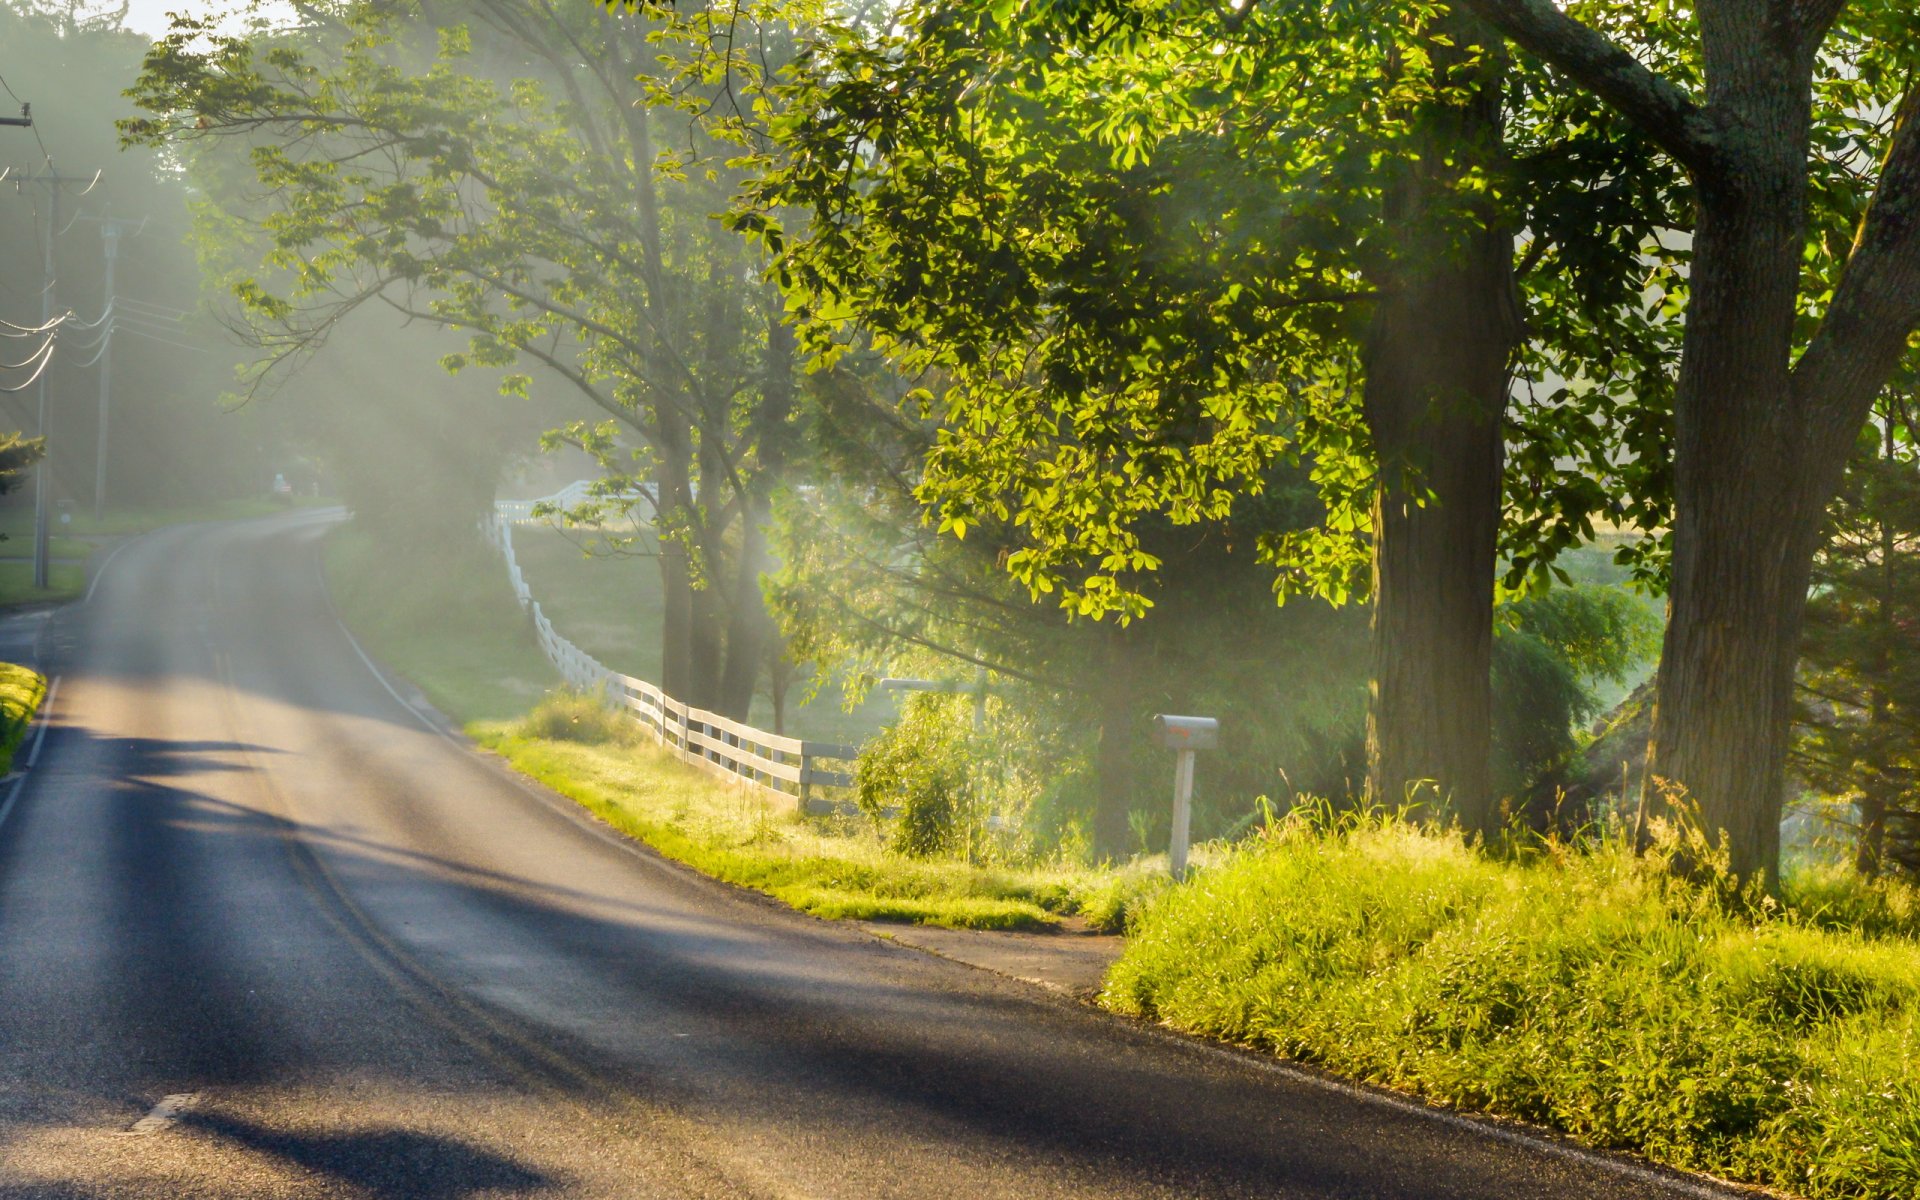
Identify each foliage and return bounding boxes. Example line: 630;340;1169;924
0;661;46;774
1108;811;1920;1199
478;725;1116;930
1491;583;1660;800
745;0;1684;619
856;693;981;858
517;687;639;746
0;1;278;509
1796;385;1920;876
125;0;802;712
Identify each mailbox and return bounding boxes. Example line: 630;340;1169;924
1153;714;1219;752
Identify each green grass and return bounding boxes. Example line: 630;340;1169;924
1105;813;1920;1199
0;496;330;540
323;528;557;723
511;525;900;743
323;525;1149;931
0;534;92;560
0;662;46;773
0;561;85;608
474;715;1104;930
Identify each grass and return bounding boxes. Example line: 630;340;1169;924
474;711;1110;930
323;524;1155;931
0;662;46;773
1105;812;1920;1200
0;496;333;544
0;561;85;608
323;528;557;722
510;525;900;743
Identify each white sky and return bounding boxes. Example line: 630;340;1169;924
121;1;296;38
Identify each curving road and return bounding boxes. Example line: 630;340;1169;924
0;513;1738;1199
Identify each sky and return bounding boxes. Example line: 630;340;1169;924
121;0;295;38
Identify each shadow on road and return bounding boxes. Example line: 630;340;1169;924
182;1112;561;1199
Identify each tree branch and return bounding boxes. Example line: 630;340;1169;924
1458;0;1722;175
1795;87;1920;456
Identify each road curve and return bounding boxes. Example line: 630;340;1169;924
0;513;1736;1199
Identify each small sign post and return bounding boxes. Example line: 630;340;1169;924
1152;715;1218;880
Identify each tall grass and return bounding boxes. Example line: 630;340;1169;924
0;662;46;772
1105;812;1920;1199
473;691;1164;931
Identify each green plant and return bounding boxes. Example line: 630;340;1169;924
1107;811;1920;1199
517;688;637;745
855;693;978;858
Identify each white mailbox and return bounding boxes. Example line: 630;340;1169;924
1151;714;1218;880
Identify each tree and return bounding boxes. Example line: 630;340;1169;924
749;0;1680;837
1456;1;1920;880
125;0;801;717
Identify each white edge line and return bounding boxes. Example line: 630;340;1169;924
24;673;59;767
1124;1022;1759;1200
0;672;60;833
84;532;141;605
308;551;444;738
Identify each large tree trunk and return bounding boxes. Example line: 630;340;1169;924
1360;15;1517;840
1642;66;1818;884
1463;0;1920;888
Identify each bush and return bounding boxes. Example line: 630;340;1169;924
1106;813;1920;1199
855;693;979;857
517;688;637;745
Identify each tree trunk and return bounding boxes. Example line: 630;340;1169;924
656;425;696;703
716;495;777;720
1361;15;1517;841
1091;624;1145;861
1643;75;1817;883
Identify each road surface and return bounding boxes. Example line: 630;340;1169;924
0;513;1739;1198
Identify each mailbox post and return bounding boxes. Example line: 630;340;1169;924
1152;715;1218;880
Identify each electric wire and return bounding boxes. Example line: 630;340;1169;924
0;313;67;335
0;69;51;167
0;336;53;371
0;343;54;392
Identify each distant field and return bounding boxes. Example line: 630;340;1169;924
0;561;85;608
509;524;899;744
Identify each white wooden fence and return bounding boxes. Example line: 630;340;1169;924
484;501;858;812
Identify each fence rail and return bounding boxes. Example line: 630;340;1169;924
484;501;857;811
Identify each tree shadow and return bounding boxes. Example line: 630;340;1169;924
181;1111;561;1200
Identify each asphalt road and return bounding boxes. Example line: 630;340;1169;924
0;513;1742;1199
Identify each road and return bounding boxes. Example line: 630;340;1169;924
0;513;1736;1199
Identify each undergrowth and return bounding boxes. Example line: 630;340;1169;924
0;662;46;773
471;689;1166;932
1105;810;1920;1199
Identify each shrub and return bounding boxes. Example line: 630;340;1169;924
517;688;637;745
1107;813;1920;1199
855;693;979;857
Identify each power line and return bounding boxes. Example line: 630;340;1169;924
0;71;51;165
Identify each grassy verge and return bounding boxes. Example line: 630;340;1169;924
1105;814;1920;1199
0;561;86;608
0;663;47;773
323;528;556;722
0;496;330;542
324;524;1155;931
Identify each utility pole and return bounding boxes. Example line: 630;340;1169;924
0;102;30;129
79;213;143;519
8;163;102;588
